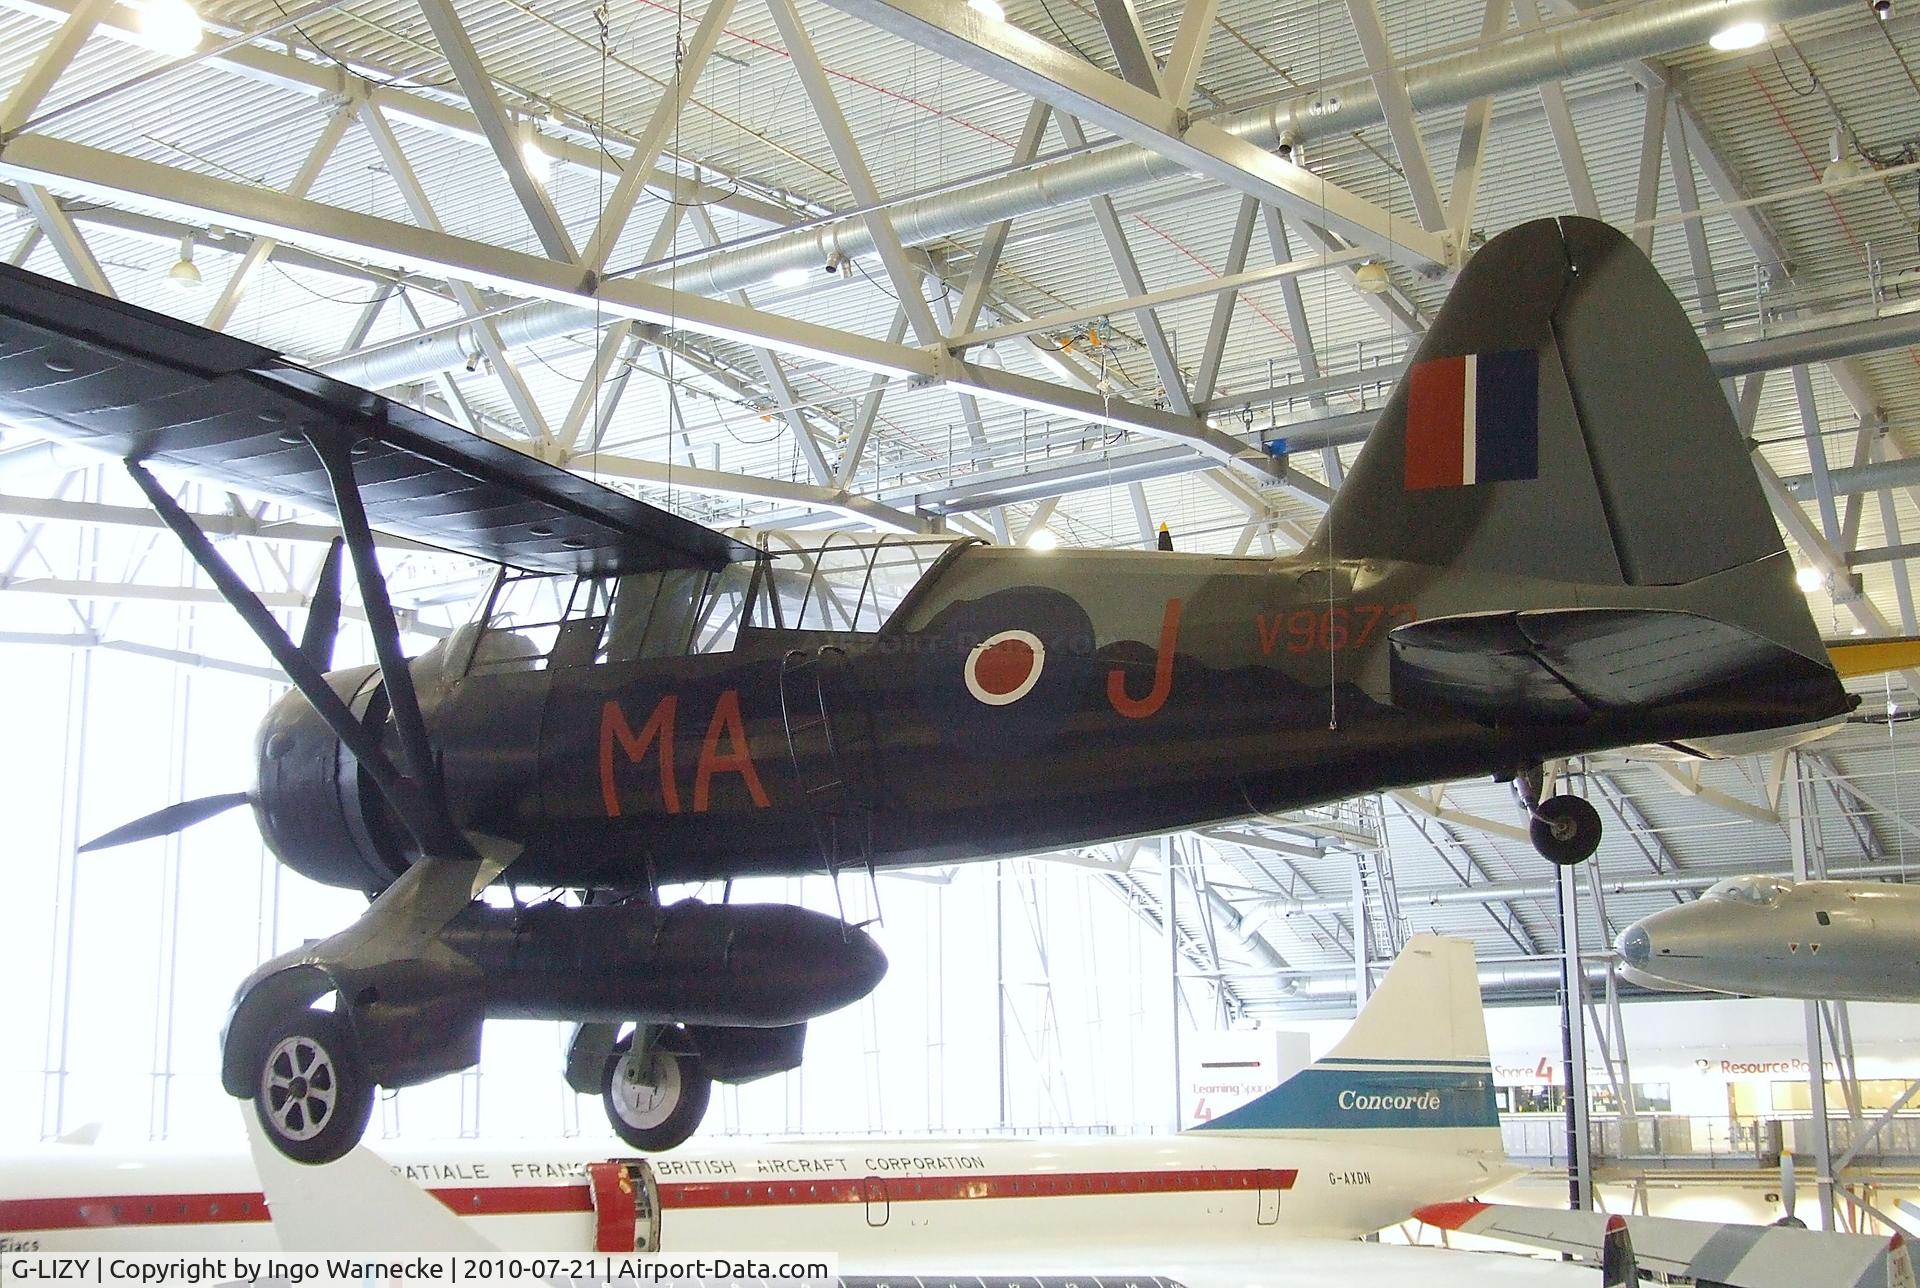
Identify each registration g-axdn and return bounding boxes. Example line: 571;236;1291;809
0;214;1852;1162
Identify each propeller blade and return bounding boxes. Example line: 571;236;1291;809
78;792;250;853
299;537;345;673
1776;1152;1804;1227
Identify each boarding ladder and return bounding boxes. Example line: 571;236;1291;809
777;646;880;926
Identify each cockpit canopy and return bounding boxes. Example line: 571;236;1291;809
465;530;965;673
1701;875;1795;907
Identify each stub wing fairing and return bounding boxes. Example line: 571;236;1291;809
0;262;753;575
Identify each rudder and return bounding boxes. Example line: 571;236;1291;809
1191;935;1501;1154
1309;217;1787;595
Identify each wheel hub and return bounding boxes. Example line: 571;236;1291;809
262;1034;337;1141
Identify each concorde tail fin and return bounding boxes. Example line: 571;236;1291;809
1191;934;1502;1156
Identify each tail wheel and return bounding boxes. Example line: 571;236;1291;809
603;1029;711;1152
1530;794;1603;866
252;1009;374;1165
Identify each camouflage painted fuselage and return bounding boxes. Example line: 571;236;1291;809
255;540;1847;894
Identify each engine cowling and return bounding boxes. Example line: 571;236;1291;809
251;663;410;892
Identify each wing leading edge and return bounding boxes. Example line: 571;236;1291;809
0;264;754;575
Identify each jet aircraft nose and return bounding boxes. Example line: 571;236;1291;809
1617;924;1650;966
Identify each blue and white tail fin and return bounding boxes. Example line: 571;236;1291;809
1191;935;1502;1156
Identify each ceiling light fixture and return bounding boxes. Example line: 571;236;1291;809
1708;20;1766;50
1352;261;1391;295
167;234;202;291
1824;126;1865;185
1795;566;1825;593
968;0;1005;20
1026;528;1060;551
137;0;202;56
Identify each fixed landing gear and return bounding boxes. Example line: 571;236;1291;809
251;1009;375;1165
1512;765;1602;866
603;1026;712;1152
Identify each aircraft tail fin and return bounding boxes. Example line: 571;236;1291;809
1307;216;1850;738
1191;934;1502;1155
1309;215;1785;592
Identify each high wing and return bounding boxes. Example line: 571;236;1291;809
1417;1200;1915;1288
0;263;753;575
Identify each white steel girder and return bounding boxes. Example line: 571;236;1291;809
801;0;1452;273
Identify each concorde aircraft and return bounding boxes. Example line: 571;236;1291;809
6;941;1905;1288
0;215;1854;1165
1617;876;1920;1002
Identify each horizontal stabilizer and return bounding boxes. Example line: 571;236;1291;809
0;265;753;575
1417;1200;1915;1288
1392;608;1837;725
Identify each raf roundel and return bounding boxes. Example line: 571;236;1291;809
964;630;1046;706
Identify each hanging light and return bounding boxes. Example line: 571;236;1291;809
167;234;202;291
1708;20;1766;51
137;0;203;57
1352;261;1391;295
1026;528;1060;551
1794;566;1825;593
1824;126;1865;185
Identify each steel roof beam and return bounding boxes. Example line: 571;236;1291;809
414;0;576;263
0;0;114;134
808;0;1450;272
1343;0;1447;232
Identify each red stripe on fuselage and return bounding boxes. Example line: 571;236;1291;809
0;1167;1299;1233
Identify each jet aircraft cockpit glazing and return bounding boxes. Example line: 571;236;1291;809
1701;875;1793;907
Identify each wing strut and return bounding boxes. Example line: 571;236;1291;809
307;432;466;856
126;459;465;860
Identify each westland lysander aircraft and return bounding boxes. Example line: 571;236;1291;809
0;215;1852;1163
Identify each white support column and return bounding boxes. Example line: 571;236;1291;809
1632;79;1669;256
0;0;116;135
1873;436;1919;633
1343;0;1448;231
1056;113;1194;416
1792;365;1843;544
1791;752;1837;1229
1558;859;1593;1210
18;183;111;295
1192;195;1258;405
203;104;354;332
1090;0;1162;94
578;0;737;273
764;0;942;345
1158;0;1218;106
835;308;910;488
951;101;1050;335
1446;0;1507;243
1514;0;1598;218
808;0;1449;271
1665;104;1721;325
414;0;578;262
355;102;556;445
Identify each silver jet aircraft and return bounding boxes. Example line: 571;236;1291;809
1617;877;1920;1002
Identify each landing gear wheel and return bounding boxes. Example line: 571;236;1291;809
603;1030;711;1152
1529;794;1603;866
252;1009;374;1165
